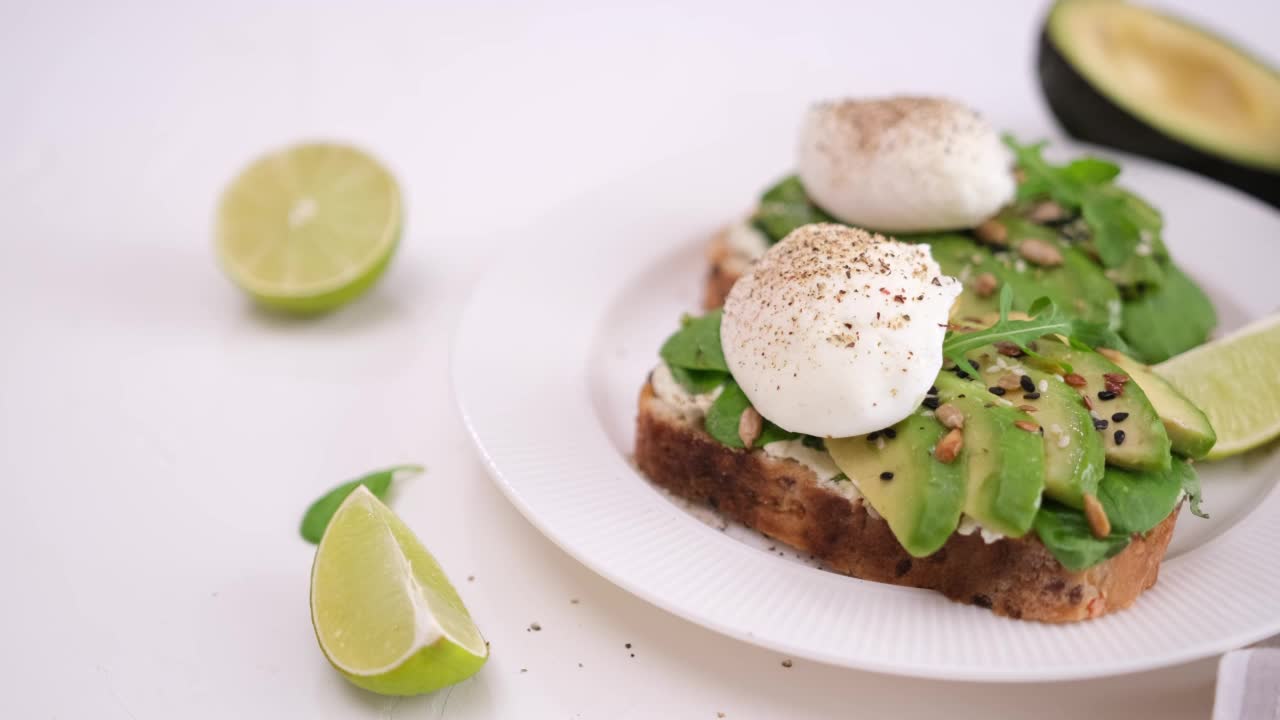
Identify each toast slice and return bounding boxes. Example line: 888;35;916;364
634;380;1180;623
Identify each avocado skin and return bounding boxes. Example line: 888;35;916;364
1038;29;1280;210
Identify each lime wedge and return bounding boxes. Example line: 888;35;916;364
215;143;401;314
1155;313;1280;460
310;486;487;695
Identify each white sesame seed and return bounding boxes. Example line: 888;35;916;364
1038;379;1048;392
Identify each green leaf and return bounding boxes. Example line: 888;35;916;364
750;175;837;242
705;380;751;448
668;364;728;394
1067;319;1132;354
1096;460;1187;535
942;289;1073;370
1120;264;1217;363
1034;501;1132;572
704;379;795;449
1083;194;1141;268
1062;157;1120;185
1004;136;1086;207
300;465;423;544
659;310;729;372
1180;461;1208;519
758;423;799;447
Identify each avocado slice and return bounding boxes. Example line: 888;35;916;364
1098;348;1217;458
827;413;966;558
1040;0;1280;209
934;373;1045;538
1028;338;1172;471
966;348;1105;509
926;231;1119;328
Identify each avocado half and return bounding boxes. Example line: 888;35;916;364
1039;0;1280;208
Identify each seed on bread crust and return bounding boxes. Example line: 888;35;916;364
1063;372;1087;388
738;407;763;448
1017;238;1063;267
1083;494;1111;539
1014;420;1041;433
934;428;964;463
997;373;1024;390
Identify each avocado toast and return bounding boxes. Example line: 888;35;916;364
635;224;1212;622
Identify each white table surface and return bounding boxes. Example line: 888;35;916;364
2;1;1276;717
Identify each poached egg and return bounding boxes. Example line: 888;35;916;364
720;224;961;438
797;97;1014;232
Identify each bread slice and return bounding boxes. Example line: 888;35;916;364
635;380;1179;623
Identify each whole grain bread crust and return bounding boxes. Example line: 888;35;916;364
635;382;1179;622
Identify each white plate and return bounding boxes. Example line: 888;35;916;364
454;142;1280;682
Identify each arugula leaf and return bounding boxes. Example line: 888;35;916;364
668;364;728;395
751;175;836;243
1034;501;1132;572
1096;460;1187;535
660;310;729;372
1181;461;1209;519
300;465;423;544
941;286;1073;370
1120;264;1217;363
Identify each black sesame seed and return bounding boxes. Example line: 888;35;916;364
1020;375;1036;393
954;369;972;380
1098;390;1117;401
1114;429;1126;445
1093;418;1109;431
922;397;940;410
1022;392;1041;400
928;385;939;395
883;428;898;439
1111;412;1129;422
988;386;1006;396
969;359;981;371
880;471;894;481
867;431;880;441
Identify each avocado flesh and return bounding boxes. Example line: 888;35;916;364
967;349;1105;510
1099;348;1217;459
1028;339;1172;471
934;373;1045;538
926;231;1119;328
1040;0;1280;208
827;414;966;558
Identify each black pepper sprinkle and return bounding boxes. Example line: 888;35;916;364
988;386;1006;396
883;427;897;439
1114;430;1126;445
1112;412;1129;422
1022;392;1041;400
880;471;894;481
1019;375;1036;393
1098;390;1117;401
1093;418;1109;430
625;643;631;649
922;397;941;410
781;660;793;668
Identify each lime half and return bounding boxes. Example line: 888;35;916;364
1156;313;1280;460
310;486;487;695
216;143;401;313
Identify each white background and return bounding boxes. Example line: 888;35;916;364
1;1;1276;718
